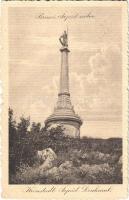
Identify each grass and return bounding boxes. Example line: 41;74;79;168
10;137;122;184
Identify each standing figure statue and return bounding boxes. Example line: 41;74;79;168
59;31;68;47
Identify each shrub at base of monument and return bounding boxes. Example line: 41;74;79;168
9;110;122;184
10;147;122;184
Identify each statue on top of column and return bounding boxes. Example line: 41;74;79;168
59;31;68;47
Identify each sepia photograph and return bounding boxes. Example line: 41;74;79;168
8;5;124;185
1;1;128;199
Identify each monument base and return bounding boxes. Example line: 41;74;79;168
45;114;82;138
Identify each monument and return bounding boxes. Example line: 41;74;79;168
45;31;83;138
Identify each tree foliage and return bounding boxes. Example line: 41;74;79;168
9;108;66;177
9;108;122;184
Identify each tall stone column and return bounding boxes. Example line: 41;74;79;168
45;31;83;138
59;47;70;95
56;46;73;112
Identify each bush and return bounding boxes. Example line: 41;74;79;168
9;108;122;184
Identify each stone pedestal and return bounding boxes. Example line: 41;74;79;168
45;44;82;138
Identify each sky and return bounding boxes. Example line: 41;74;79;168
9;6;122;138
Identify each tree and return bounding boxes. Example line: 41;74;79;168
30;122;41;143
9;108;17;174
16;116;36;166
17;116;30;138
